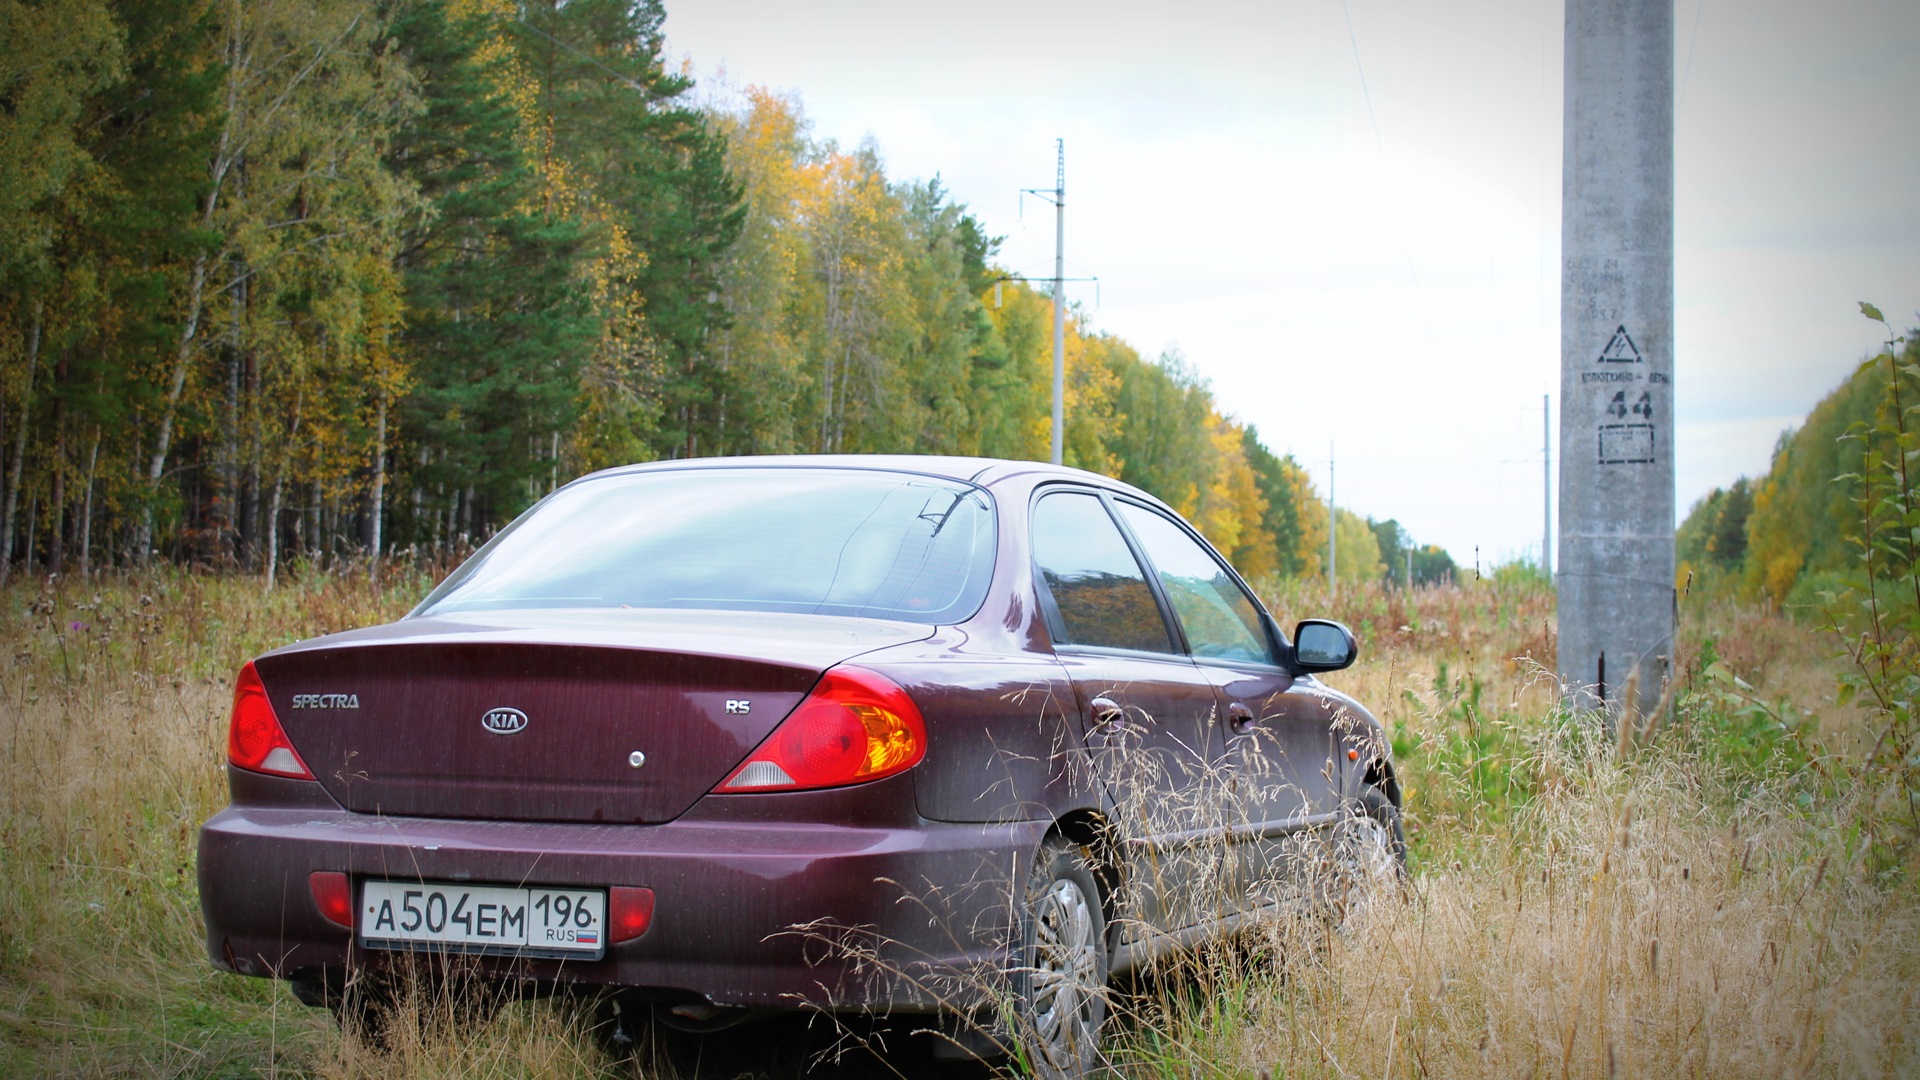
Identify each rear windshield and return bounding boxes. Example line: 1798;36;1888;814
415;468;996;624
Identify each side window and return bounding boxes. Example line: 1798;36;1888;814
1115;502;1272;663
1030;492;1174;653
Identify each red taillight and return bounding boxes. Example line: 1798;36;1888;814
227;661;313;779
715;667;926;793
309;871;352;929
608;886;655;944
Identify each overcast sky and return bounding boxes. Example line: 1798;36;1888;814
664;0;1920;566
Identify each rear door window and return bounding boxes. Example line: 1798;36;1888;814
1029;491;1173;653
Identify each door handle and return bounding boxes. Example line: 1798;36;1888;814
1089;696;1124;727
1226;701;1256;731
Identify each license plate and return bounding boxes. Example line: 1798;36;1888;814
359;881;606;958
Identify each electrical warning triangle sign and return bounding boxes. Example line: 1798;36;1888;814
1598;325;1642;363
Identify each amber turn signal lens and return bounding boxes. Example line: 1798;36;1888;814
715;667;927;793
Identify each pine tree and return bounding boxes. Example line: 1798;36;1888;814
0;0;222;572
90;0;226;563
516;0;743;462
389;0;594;545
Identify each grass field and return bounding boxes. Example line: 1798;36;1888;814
2;565;1915;1077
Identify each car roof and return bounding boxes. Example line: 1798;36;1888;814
581;454;1163;503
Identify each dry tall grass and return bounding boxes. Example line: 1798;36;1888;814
2;568;1915;1077
1119;736;1920;1077
1;567;424;1075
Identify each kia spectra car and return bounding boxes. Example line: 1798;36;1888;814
197;455;1402;1077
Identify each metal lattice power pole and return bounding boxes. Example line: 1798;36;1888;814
1557;0;1675;715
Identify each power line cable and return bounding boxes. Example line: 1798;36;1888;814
1679;0;1706;112
1338;0;1420;295
1339;0;1384;159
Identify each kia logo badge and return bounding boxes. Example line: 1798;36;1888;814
481;707;529;735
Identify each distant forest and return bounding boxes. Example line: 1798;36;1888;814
0;0;1453;587
1679;324;1920;611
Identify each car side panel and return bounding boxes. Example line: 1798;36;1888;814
903;472;1095;827
1205;666;1342;894
898;652;1088;826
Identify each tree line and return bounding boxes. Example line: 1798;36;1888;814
1678;316;1920;609
1;0;1449;587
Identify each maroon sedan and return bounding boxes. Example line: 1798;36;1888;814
198;455;1401;1075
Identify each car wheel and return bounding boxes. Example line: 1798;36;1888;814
1325;785;1407;922
1013;839;1109;1080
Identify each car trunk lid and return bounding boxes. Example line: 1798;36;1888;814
256;609;932;824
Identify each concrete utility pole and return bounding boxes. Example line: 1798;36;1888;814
1051;143;1066;466
1327;443;1337;590
1557;0;1675;716
1014;141;1100;465
1543;394;1553;577
1022;141;1068;465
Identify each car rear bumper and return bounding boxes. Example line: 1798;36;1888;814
198;772;1043;1013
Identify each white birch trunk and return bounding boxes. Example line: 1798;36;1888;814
367;391;387;583
0;301;42;584
78;428;100;576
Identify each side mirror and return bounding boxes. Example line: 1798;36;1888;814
1292;619;1358;673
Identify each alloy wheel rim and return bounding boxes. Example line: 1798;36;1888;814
1350;814;1397;881
1030;876;1100;1062
1333;810;1399;916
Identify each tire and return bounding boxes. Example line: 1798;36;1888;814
1012;839;1109;1080
1324;785;1406;923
